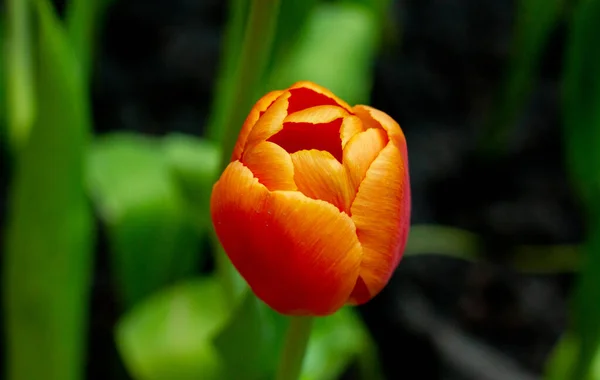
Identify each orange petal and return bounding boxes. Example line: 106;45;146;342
232;90;284;161
353;105;406;149
285;105;348;123
291;150;352;214
288;81;353;113
243;92;291;152
348;142;411;305
241;141;297;191
340;115;365;148
210;161;362;316
343;127;388;193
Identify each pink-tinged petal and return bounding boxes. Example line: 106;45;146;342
340;115;366;148
210;161;362;316
288;81;353;113
243;92;291;151
353;105;406;149
348;142;411;305
285;105;348;123
268;118;344;162
291;150;353;214
343;127;388;193
241;141;297;191
232;90;284;161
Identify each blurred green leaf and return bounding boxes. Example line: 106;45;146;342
162;133;221;232
214;290;289;380
66;0;118;81
205;0;250;142
510;244;580;273
267;0;320;74
88;133;201;308
545;332;600;380
561;0;600;377
2;1;94;379
269;2;380;105
0;18;6;135
302;307;378;380
563;0;600;206
5;0;36;150
116;277;228;380
405;224;484;261
480;0;563;156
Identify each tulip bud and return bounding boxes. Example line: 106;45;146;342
210;81;410;316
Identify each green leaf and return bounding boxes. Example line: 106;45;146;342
88;133;202;308
1;18;7;136
214;296;381;380
116;277;228;380
479;0;564;156
269;2;380;105
563;0;600;206
65;0;117;81
213;290;289;380
205;0;250;142
162;133;221;232
545;332;600;380
267;0;320;74
5;0;36;150
302;307;376;380
560;0;600;378
404;224;483;261
2;0;94;379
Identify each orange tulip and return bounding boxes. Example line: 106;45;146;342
210;81;410;316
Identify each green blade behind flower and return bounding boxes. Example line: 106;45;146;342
3;0;95;379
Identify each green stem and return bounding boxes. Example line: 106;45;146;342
276;316;314;380
213;0;282;305
218;0;281;165
206;0;249;142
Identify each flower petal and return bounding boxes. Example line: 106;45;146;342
242;141;297;191
353;105;406;149
340;115;365;148
291;150;352;214
244;92;291;152
232;90;284;161
348;142;411;304
285;105;348;123
288;81;353;113
343;127;388;193
210;161;362;316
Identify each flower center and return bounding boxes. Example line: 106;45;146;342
267;118;344;163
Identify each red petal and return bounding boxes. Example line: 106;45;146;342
211;161;362;316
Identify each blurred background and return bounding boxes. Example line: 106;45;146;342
1;0;598;379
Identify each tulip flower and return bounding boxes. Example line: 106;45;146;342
211;81;410;316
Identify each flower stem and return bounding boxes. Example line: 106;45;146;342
276;316;314;380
